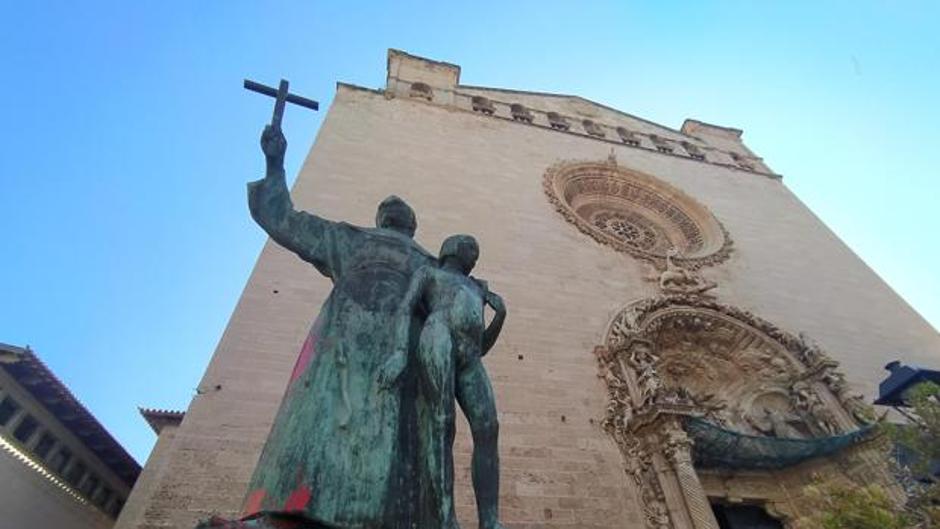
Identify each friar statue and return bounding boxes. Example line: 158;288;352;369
233;125;438;528
198;123;509;529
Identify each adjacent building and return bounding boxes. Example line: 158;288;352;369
0;342;139;529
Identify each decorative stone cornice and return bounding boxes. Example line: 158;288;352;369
381;76;781;178
138;407;185;435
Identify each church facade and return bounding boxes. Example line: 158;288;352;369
116;50;940;529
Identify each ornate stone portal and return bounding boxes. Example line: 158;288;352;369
596;295;895;528
541;155;897;527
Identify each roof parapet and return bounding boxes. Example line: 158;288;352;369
386;49;460;104
681;119;743;139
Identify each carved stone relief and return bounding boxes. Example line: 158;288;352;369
596;295;887;529
656;249;717;296
543;159;732;270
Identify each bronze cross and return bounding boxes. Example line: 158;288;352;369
244;78;319;129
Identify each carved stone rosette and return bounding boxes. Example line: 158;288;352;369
595;295;893;529
543;159;732;270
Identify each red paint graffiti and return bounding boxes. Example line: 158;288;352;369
242;488;266;516
282;485;312;512
289;330;318;385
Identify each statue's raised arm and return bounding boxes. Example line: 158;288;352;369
248;125;344;278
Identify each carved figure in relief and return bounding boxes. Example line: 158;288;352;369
821;368;848;395
626;340;665;407
629;339;659;367
596;348;634;431
646;502;672;529
841;393;876;425
797;332;829;368
625;449;644;486
791;381;839;435
662;426;693;463
747;407;802;438
379;234;508;529
657;249;717;295
637;363;663;406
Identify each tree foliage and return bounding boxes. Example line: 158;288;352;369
890;382;940;527
803;482;909;529
801;382;939;528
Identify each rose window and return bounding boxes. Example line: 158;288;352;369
543;160;732;268
592;212;659;251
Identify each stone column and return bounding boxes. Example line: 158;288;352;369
2;406;26;436
663;423;720;529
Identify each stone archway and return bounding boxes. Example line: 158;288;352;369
595;295;894;529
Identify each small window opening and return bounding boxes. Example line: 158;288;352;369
33;432;56;459
49;447;72;474
0;396;20;426
409;82;433;101
471;96;495;115
109;497;126;519
729;151;755;170
95;486;113;508
616;127;640;146
547;112;570;131
13;414;38;444
66;460;87;487
649;134;674;153
582;119;606;138
510;103;534;123
81;473;100;497
681;141;706;161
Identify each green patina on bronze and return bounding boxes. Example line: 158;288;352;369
224;124;507;529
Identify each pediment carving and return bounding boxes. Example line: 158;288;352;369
602;295;872;438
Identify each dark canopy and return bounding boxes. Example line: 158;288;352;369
686;417;874;470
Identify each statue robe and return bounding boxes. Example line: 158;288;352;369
243;172;434;528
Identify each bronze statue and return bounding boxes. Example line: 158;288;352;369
199;120;507;529
380;235;507;529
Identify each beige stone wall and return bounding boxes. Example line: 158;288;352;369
120;53;940;529
115;423;179;529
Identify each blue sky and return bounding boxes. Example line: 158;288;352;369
1;2;938;463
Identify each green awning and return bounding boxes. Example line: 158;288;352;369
686;417;874;470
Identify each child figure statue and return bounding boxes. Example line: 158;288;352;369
379;234;507;529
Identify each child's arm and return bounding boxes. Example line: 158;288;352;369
481;289;507;356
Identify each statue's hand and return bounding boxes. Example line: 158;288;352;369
378;349;407;390
261;125;287;168
485;291;505;314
